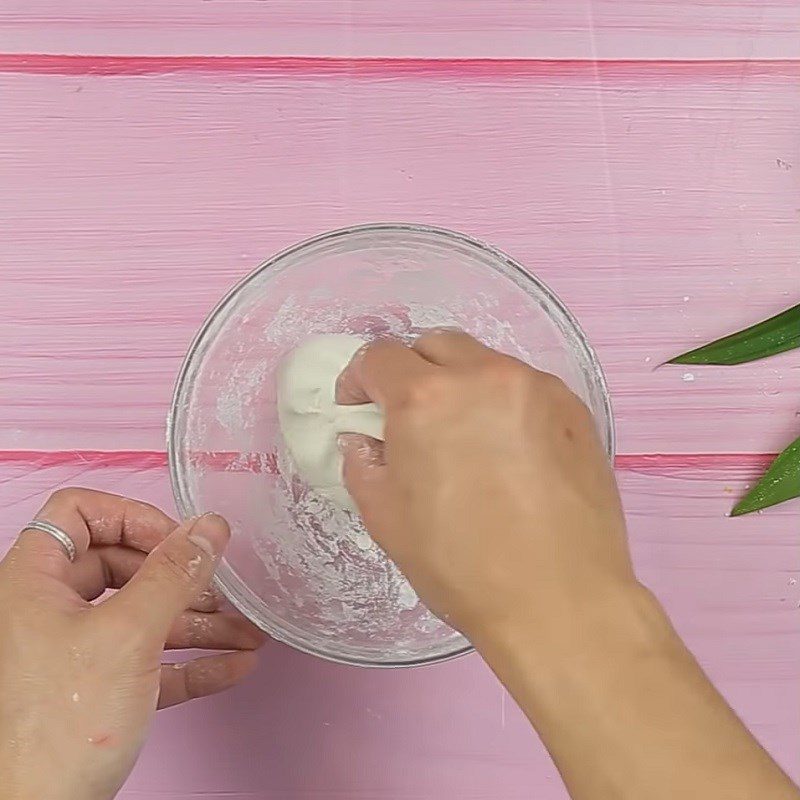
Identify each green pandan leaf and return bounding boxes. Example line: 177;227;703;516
731;436;800;516
670;303;800;365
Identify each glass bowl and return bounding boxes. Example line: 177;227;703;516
167;223;614;667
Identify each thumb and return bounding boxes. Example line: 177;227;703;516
105;513;230;638
339;433;390;521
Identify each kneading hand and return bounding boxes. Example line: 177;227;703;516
0;489;264;800
337;328;633;644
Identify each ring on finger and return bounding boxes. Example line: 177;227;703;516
22;519;78;562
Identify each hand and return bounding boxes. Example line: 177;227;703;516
0;489;265;800
338;331;799;800
337;329;633;643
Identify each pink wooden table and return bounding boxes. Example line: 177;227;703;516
2;3;799;797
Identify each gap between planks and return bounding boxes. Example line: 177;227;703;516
0;450;778;472
0;54;799;77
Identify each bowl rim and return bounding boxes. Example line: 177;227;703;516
167;221;615;668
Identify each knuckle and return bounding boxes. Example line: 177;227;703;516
413;330;438;348
480;356;531;391
541;378;594;427
48;486;82;506
396;373;451;414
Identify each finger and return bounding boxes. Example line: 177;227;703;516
102;514;230;639
413;328;491;367
158;651;259;710
14;488;176;578
68;545;146;600
68;547;224;610
336;339;436;407
165;611;266;651
339;433;390;521
190;586;223;613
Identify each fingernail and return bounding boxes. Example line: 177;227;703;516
187;513;230;557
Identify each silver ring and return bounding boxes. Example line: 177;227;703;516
23;520;78;562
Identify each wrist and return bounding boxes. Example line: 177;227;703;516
471;580;680;702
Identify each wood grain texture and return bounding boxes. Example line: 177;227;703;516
2;3;800;796
1;62;798;453
1;460;797;798
1;0;799;60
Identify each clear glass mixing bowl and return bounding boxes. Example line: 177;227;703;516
167;223;614;667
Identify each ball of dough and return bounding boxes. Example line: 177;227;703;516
277;334;384;510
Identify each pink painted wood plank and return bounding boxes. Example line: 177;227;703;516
1;62;798;453
0;460;797;798
1;0;798;60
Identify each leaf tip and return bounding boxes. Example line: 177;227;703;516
665;351;705;366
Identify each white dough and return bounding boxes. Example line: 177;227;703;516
277;334;385;510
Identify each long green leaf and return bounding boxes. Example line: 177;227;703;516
731;436;800;516
669;303;800;365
